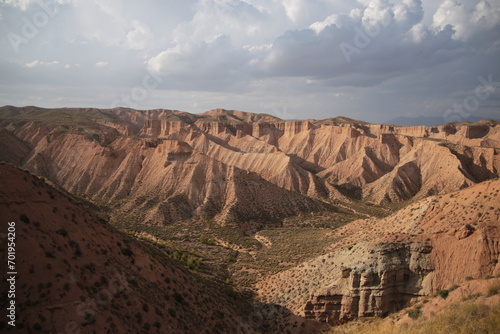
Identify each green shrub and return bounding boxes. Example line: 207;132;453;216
185;256;202;270
437;289;449;299
407;308;422;319
199;235;215;245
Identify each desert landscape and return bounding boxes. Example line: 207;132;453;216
0;106;499;333
2;0;500;332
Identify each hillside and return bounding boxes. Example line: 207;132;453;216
0;163;259;333
256;179;500;324
0;106;499;226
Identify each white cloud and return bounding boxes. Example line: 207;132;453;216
24;60;59;68
2;0;70;10
432;0;500;40
310;14;340;34
309;8;363;34
125;20;152;50
93;0;123;19
282;0;304;23
394;0;424;27
24;60;40;68
95;61;108;67
407;22;428;43
2;0;35;11
361;0;394;28
46;0;131;49
147;34;251;89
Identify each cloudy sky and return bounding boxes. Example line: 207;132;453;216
0;0;499;123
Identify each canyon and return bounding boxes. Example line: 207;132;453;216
0;106;499;333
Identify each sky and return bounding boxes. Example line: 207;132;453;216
0;0;499;123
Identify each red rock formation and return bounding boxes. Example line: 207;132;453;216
257;179;500;324
0;106;498;219
283;121;315;136
140;119;189;137
304;242;433;324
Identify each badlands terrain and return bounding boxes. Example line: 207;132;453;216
0;105;499;333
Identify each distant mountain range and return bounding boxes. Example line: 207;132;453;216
385;115;499;126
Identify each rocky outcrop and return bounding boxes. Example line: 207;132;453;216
193;120;229;135
140;119;189;137
160;140;193;166
462;125;490;139
252;123;284;145
283;121;315;136
393;126;430;138
303;242;433;324
257;179;500;324
256;241;434;322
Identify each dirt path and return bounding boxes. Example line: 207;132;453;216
254;232;272;251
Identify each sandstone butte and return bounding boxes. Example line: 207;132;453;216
0;105;499;333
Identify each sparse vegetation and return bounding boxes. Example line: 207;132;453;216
437;289;449;299
170;251;203;271
56;229;68;237
120;246;134;257
407;307;422;319
20;213;30;224
199;235;215;246
331;302;500;334
487;283;500;296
